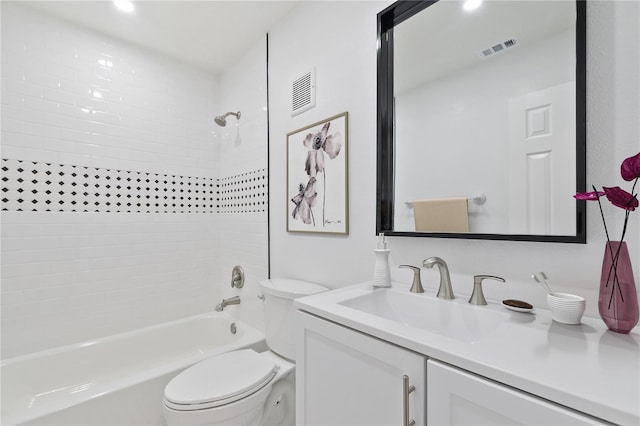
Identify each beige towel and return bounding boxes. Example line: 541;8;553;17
413;198;469;232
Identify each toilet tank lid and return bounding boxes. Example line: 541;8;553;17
259;278;328;299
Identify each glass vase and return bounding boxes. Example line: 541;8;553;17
599;241;639;334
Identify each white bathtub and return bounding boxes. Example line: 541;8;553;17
1;312;266;426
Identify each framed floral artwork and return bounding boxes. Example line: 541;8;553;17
287;112;348;234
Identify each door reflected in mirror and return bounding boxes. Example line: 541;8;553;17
377;0;586;243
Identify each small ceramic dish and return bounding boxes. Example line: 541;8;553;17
502;299;534;313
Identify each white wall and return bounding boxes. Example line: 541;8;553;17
0;3;269;358
216;37;269;331
269;0;390;284
269;1;639;318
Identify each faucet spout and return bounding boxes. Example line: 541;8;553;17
423;257;455;300
215;296;241;311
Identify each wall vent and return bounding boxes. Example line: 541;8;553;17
291;68;316;117
479;37;518;58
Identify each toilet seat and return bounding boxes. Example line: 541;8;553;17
164;349;278;411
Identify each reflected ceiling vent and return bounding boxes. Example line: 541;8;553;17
291;68;316;117
479;38;518;58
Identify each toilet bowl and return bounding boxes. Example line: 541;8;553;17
163;278;328;426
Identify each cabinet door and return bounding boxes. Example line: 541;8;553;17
427;360;606;425
296;311;426;426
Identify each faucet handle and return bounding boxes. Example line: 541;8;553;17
399;265;424;293
231;265;244;288
469;275;506;305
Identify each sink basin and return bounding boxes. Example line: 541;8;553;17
338;288;508;341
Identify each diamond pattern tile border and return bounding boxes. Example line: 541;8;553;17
1;159;267;214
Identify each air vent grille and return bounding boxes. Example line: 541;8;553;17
480;38;518;58
291;69;316;116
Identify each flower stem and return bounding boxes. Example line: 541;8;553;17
593;185;611;242
594;185;617;290
608;183;635;306
322;171;326;227
607;242;625;309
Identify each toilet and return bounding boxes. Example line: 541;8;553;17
162;278;328;426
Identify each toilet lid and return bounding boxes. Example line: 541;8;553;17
164;349;278;410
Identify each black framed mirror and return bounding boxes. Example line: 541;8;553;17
376;0;586;243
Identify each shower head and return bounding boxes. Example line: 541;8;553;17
214;111;241;127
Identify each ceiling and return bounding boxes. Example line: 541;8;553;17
18;0;299;74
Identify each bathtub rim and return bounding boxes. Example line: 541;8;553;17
1;310;261;365
1;311;266;425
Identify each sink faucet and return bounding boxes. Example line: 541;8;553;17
215;296;241;311
422;257;454;299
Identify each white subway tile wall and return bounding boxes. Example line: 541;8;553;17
1;3;219;178
1;211;217;357
1;3;268;358
215;33;269;332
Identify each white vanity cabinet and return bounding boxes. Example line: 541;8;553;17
294;283;638;425
427;360;606;425
297;310;608;426
296;311;426;426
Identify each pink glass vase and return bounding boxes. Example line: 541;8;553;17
599;241;639;334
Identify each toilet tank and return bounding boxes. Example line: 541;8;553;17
259;278;328;361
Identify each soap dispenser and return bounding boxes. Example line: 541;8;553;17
373;233;391;288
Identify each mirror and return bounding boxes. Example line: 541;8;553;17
376;0;586;242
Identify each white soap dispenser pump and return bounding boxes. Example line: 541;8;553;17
373;233;391;288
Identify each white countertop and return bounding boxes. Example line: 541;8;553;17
295;282;640;425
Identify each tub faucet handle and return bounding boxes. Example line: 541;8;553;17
231;265;244;288
469;275;506;305
399;265;424;293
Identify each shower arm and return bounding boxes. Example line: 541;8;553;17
214;111;241;127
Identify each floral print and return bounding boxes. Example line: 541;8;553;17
291;177;317;225
303;122;342;177
291;120;343;227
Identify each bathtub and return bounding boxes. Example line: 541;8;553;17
1;312;266;426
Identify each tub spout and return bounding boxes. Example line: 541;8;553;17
215;296;241;312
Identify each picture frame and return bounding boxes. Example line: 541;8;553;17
287;112;349;234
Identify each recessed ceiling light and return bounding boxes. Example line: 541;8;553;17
113;0;135;14
463;0;483;12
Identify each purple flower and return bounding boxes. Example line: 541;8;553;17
603;186;639;211
578;152;639;311
303;122;342;177
621;152;640;181
574;191;605;201
573;151;639;244
291;177;317;225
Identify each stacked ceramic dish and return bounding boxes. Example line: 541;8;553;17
547;293;586;325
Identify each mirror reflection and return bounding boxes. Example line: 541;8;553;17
378;0;586;242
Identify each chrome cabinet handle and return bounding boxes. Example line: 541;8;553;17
403;375;416;426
